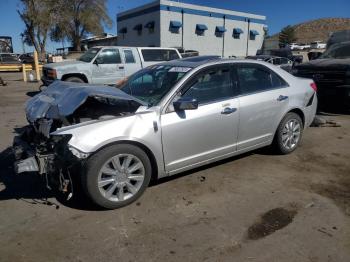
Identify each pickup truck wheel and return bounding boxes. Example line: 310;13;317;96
82;144;152;209
65;76;85;83
273;112;303;155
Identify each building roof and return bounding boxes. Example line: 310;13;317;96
118;0;266;22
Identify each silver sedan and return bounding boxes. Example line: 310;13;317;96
25;57;318;209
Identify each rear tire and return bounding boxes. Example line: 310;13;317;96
273;112;303;155
82;144;152;209
65;76;85;83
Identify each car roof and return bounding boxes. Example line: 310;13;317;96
157;56;291;69
157;56;222;68
91;46;178;50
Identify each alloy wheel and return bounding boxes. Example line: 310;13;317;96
281;119;301;150
97;154;145;202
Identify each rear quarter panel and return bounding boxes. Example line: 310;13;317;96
257;62;317;129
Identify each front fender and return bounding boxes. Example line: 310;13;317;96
52;111;166;177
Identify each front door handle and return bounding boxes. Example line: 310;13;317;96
221;107;237;115
118;66;124;69
277;95;289;101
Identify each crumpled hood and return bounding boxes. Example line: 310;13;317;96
25;81;147;122
296;58;350;70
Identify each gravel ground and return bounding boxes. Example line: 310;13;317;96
0;72;350;262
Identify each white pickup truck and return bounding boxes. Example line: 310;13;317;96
42;47;181;85
310;41;327;49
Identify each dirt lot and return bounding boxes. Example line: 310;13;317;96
0;72;350;262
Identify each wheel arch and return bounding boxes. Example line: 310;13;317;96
90;140;159;181
272;107;306;142
287;108;305;127
61;73;88;83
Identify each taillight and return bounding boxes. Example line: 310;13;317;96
310;82;317;92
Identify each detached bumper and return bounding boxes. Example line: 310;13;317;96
14;157;39;174
12;135;55;175
13;135;39;174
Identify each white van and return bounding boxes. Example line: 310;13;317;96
42;47;182;85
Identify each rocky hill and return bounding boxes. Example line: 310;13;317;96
271;18;350;44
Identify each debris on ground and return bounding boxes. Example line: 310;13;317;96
305;202;315;208
199;176;206;182
317;228;333;237
311;116;341;127
0;77;7;86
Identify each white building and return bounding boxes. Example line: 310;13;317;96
117;0;267;57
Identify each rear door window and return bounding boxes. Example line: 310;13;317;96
123;49;136;63
141;49;180;62
236;64;288;95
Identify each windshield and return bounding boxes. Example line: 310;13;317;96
78;48;101;62
320;43;350;59
120;65;192;106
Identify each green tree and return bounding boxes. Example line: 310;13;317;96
279;25;297;47
17;0;57;59
53;0;112;51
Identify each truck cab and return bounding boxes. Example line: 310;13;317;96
42;46;181;86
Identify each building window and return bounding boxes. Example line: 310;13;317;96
133;24;143;36
169;20;182;34
145;21;155;34
215;26;226;37
233;28;243;39
118;27;127;39
250;30;259;40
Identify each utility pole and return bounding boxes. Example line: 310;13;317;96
222;15;226;57
246;19;251;56
20;33;26;54
181;9;184;50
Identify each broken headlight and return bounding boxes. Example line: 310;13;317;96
68;145;89;159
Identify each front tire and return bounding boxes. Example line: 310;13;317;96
273;112;303;155
82;144;152;209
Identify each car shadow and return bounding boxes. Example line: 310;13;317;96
0;146;103;211
151;151;256;186
1;141;279;211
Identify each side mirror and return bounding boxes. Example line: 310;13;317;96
94;57;103;65
173;97;198;111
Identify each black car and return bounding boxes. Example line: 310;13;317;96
293;41;350;111
19;53;34;64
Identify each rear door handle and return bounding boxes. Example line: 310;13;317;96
221;107;237;115
277;95;289;101
118;66;124;69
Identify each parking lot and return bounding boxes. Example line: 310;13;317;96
0;72;350;262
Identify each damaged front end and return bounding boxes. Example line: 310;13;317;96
13;128;77;195
13;81;145;196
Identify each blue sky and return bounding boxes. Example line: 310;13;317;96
0;0;349;53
